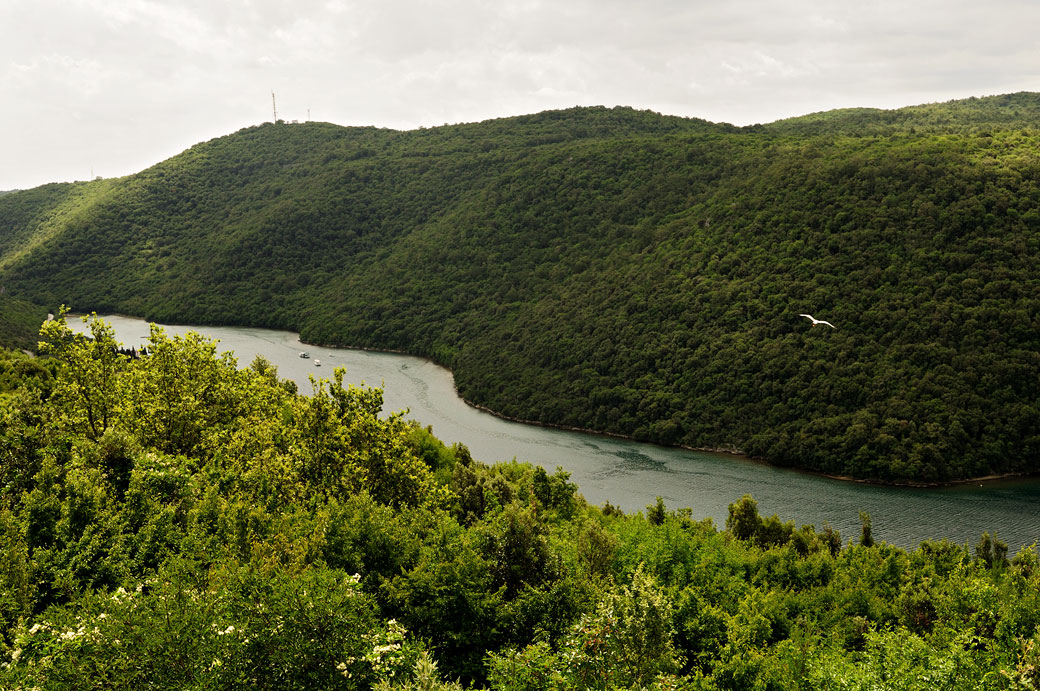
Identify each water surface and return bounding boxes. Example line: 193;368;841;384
74;315;1040;551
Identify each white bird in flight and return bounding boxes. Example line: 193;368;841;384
800;314;836;329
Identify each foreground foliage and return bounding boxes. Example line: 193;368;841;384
0;314;1038;689
2;95;1040;482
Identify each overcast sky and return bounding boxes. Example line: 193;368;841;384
3;0;1039;191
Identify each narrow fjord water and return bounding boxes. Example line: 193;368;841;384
77;315;1040;551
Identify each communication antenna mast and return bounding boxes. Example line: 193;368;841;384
272;91;278;122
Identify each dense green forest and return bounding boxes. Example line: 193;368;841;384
2;94;1040;483
0;314;1038;689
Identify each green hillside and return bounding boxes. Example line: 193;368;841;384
0;294;48;351
2;95;1039;483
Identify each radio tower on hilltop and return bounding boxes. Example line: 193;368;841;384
272;91;278;123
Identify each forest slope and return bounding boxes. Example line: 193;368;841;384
1;95;1039;483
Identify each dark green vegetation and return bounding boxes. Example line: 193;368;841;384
0;294;48;351
1;315;1038;689
2;94;1040;482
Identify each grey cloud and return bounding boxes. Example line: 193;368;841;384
3;0;1040;189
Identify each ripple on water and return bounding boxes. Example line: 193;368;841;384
608;449;668;472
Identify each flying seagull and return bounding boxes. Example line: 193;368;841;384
800;314;836;329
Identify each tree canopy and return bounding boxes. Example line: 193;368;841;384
0;315;1038;689
2;95;1040;482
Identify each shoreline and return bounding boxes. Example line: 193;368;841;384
77;313;1037;492
815;469;1034;489
300;337;1036;491
459;396;1034;490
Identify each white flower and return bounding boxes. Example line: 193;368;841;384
372;643;401;657
10;648;22;663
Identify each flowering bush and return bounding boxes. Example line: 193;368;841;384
2;564;421;689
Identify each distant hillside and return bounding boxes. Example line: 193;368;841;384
765;91;1040;135
2;96;1039;483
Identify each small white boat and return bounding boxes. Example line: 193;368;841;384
299;352;310;358
314;359;321;366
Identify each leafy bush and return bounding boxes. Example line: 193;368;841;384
0;314;1038;688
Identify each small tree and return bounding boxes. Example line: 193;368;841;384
489;564;678;690
39;309;125;441
975;532;1009;569
727;494;761;541
581;564;677;688
859;511;875;547
119;325;240;455
646;496;667;526
821;523;842;556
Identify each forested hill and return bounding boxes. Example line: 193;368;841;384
2;93;1040;483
